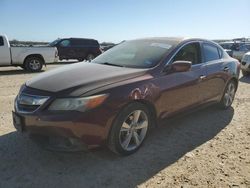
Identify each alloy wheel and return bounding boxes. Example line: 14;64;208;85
29;59;41;70
223;82;235;107
119;110;148;151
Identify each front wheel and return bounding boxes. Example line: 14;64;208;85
219;80;236;109
86;54;95;62
108;103;151;155
24;57;43;72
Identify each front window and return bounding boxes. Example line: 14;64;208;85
60;40;70;47
172;42;201;65
92;40;173;68
49;39;61;46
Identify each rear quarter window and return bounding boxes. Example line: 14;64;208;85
0;37;4;46
87;40;99;46
203;43;220;62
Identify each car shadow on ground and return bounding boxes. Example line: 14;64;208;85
239;76;250;83
0;106;234;188
0;61;81;76
0;69;42;76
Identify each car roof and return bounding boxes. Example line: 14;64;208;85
131;37;185;45
61;38;97;41
130;37;217;46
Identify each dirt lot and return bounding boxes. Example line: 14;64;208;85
0;64;249;188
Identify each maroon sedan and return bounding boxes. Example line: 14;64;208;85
13;37;240;155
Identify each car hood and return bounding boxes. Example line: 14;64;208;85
26;62;147;94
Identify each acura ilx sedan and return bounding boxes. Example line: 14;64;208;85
13;37;240;155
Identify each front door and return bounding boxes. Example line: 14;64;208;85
57;39;74;60
154;42;207;118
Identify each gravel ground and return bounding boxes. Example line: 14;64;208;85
0;64;249;188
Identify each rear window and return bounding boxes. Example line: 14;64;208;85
71;39;99;46
0;37;4;46
203;43;220;62
84;40;99;46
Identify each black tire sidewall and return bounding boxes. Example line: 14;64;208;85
108;102;152;156
87;54;95;61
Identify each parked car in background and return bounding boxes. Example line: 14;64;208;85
13;37;240;155
219;41;250;60
219;41;234;57
0;34;58;72
232;43;250;61
49;38;102;61
241;52;250;76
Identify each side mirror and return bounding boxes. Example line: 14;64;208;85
171;61;192;72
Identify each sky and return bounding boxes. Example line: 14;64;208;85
0;0;249;43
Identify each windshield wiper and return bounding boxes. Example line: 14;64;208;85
102;62;124;67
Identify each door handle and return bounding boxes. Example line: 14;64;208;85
223;67;229;72
199;75;206;80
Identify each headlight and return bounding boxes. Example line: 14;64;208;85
48;94;108;112
18;94;49;106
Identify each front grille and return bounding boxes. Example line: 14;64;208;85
241;61;246;65
17;104;40;113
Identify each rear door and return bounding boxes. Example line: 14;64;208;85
201;42;227;102
0;36;11;65
71;39;87;60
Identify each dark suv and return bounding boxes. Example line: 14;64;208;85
49;38;102;61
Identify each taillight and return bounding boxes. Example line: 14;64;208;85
55;49;58;57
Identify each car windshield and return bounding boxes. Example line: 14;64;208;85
49;39;61;46
92;40;173;68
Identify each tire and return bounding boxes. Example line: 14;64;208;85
86;54;95;62
108;102;152;156
242;70;249;76
24;56;43;72
78;58;84;62
219;80;236;109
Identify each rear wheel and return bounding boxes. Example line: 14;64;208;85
86;54;95;62
78;58;84;62
219;80;236;109
24;57;43;72
242;70;250;76
108;103;151;155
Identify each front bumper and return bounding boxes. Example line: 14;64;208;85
13;106;115;150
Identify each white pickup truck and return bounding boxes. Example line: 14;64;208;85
0;35;58;72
